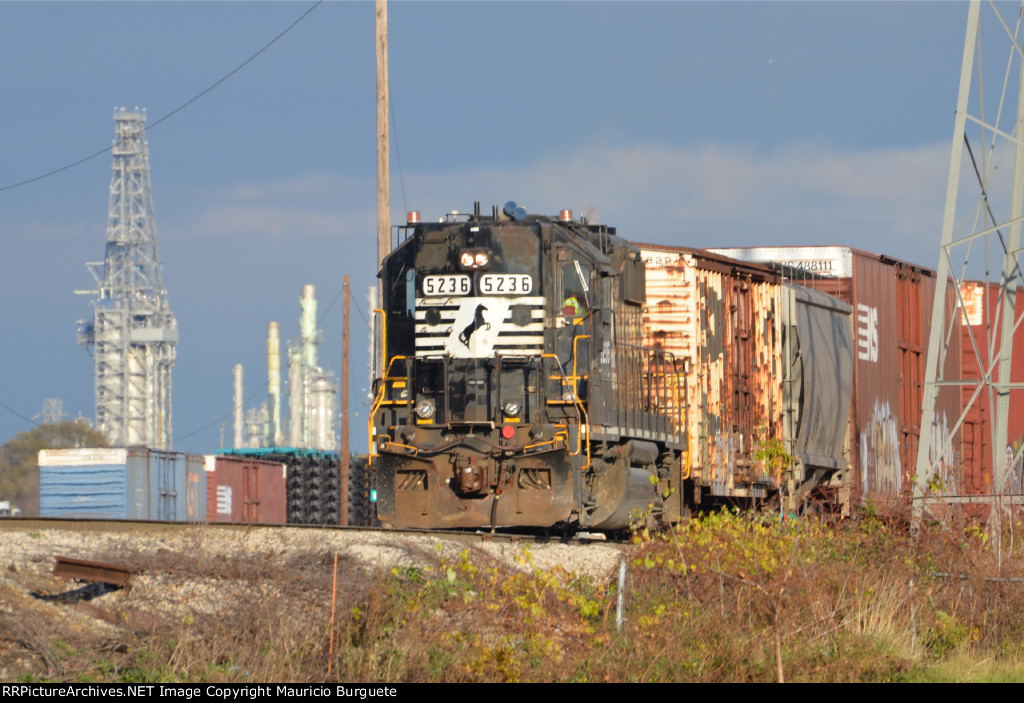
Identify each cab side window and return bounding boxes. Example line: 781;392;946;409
560;259;591;316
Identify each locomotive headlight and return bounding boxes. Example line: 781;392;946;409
415;399;436;419
458;248;491;270
503;400;522;417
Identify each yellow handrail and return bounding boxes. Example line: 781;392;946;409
378;438;420;455
367;328;410;469
367;309;386;469
572;336;592;470
540;352;590;470
367;381;386;469
375;308;386;375
571;334;590;397
369;329;593;471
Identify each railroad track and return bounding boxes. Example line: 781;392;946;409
0;516;624;545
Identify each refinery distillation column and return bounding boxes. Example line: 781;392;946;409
78;108;179;449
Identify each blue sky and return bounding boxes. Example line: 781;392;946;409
0;1;977;453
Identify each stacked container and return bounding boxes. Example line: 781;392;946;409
38;447;206;520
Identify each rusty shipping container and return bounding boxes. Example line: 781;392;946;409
638;245;853;509
218;448;343;525
204;455;287;524
958;281;1024;494
710;246;963;507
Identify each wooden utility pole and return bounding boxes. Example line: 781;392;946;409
376;0;390;281
340;275;350;526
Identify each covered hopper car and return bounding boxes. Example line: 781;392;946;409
370;202;855;530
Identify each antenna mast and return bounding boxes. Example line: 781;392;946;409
916;2;1024;520
78;108;179;449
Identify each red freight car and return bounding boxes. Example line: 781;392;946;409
958;281;1024;494
204;455;287;524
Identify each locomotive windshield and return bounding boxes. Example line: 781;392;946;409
560;259;591;314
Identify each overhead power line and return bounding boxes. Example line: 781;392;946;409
0;0;322;194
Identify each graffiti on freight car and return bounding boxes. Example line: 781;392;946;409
1004;446;1024;493
925;411;955;493
860;400;901;497
856;304;879;362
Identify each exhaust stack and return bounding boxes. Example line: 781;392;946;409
268;322;282;446
233;363;244;449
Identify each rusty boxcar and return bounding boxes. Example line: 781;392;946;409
204;454;287;524
638;245;854;513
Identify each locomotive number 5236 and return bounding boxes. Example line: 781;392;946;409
422;275;471;296
481;274;533;295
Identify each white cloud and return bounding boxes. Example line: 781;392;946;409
178;141;956;266
182;172;375;240
227;173;360;202
400;141;952;266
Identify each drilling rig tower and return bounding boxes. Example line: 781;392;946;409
78;108;179;449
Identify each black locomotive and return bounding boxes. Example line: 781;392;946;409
370;202;854;530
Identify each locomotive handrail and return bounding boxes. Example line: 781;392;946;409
647;351;686;439
571;334;592;470
367;352;411;469
610;341;687;442
367;308;388;468
374;309;387;382
367;386;385;468
523;433;569;454
572;334;590;398
391;223;415;249
378;427;570;458
576;404;591;470
539;352;591;470
378;438;421;455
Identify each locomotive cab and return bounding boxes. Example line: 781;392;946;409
371;202;686;530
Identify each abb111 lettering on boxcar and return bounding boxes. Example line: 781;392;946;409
370;202;855;530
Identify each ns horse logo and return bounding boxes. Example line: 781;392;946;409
441;298;512;359
459;304;491;347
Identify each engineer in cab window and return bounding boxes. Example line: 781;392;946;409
562;293;586;316
560;259;590;319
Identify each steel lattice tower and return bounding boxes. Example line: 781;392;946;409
78;108;179;449
916;2;1024;520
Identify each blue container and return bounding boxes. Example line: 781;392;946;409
39;448;207;521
